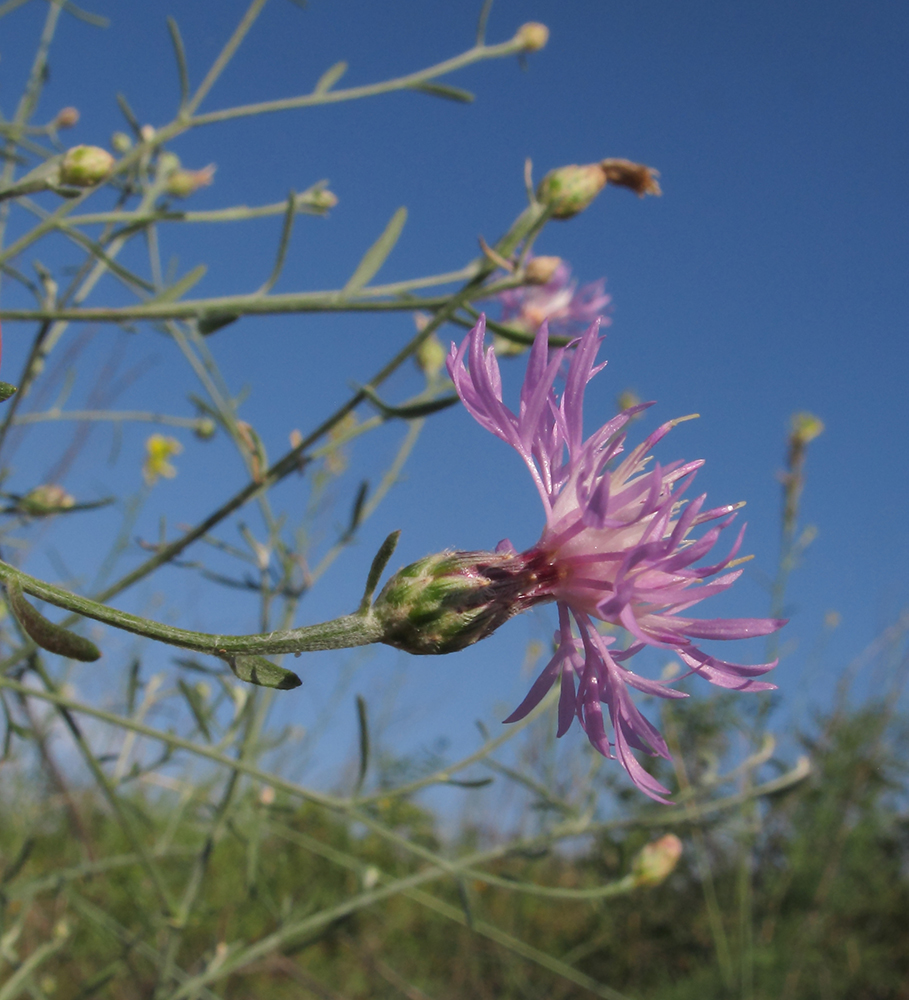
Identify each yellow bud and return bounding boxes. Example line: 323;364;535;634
415;333;447;378
515;22;549;52
111;131;133;154
617;389;642;413
789;411;824;446
59;145;114;186
194;417;217;441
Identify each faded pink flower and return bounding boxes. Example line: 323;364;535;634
496;259;611;337
447;316;784;801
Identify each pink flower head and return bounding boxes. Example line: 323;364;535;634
447;316;784;802
496;259;611;337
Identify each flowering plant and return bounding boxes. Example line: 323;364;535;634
448;316;784;800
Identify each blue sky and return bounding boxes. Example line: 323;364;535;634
1;0;907;787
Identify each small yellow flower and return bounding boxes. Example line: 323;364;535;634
143;434;182;484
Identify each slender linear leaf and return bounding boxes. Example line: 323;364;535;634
167;17;190;108
315;60;348;94
342;207;407;294
408;81;474;103
6;579;101;662
227;655;301;690
150;263;207;304
354;694;369;795
359;530;400;611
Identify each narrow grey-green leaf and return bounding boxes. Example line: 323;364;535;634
354;694;369;795
257;191;298;294
456;878;475;930
345;481;369;539
342;207;407;295
150;263;207;304
226;654;301;690
315;60;348;94
115;93;141;135
408;81;474;103
167;17;190;108
359;530;400;612
6;579;101;662
177;679;212;741
445;777;494;789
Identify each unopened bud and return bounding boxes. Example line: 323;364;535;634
140;124;156;143
373;549;548;655
600;159;662;197
617;389;642;414
59;145;114;187
194;417;217;441
514;22;549;52
165;164;215;198
523;256;561;285
156;151;181;176
789;411;824;447
536;163;608;219
631;834;683;887
21;484;76;516
54;107;79;129
306;187;338;211
414;333;447;378
111;131;133;154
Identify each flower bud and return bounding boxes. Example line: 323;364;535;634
59;145;114;187
523;255;562;285
111;131;133;154
414;332;447;378
373;549;550;655
514;22;549;52
165;164;215;198
631;835;683;887
156;151;181;176
536;163;608;219
617;389;642;414
193;417;218;441
305;187;338;211
54;107;79;129
21;484;75;516
789;411;824;447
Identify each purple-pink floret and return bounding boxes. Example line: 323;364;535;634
447;315;784;802
497;259;611;336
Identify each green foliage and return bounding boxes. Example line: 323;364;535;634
0;693;907;998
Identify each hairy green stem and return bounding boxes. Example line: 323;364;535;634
0;560;384;656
